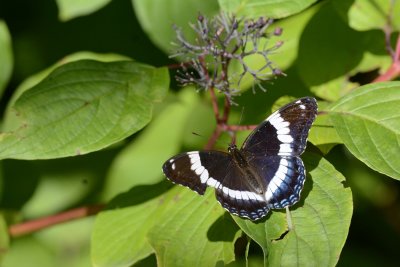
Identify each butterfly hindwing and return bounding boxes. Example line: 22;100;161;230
211;161;270;220
245;155;306;210
241;97;317;157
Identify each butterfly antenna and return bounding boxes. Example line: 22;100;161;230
229;106;244;145
191;131;202;137
193;131;227;149
239;106;245;125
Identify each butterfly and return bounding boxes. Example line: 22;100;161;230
162;97;318;220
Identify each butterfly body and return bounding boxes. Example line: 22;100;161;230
163;97;317;221
228;144;265;195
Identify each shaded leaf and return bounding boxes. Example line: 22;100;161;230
218;0;317;19
234;153;352;267
56;0;111;21
329;82;400;180
21;149;116;218
0;60;169;160
297;3;364;87
0;20;13;99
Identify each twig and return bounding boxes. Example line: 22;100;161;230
373;34;400;82
9;204;104;237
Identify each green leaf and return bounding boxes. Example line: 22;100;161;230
101;89;199;200
329;82;400;180
0;20;13;99
0;214;9;263
132;0;220;53
309;76;358;102
56;0;111;21
347;0;400;31
92;183;239;267
3;52;130;131
234;153;352;267
0;60;169;160
218;0;317;19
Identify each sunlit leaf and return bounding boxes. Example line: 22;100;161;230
147;189;240;266
92;184;239;267
308;101;342;154
56;0;111;21
2;237;55;267
329;81;400;180
0;214;9;263
3;52;130;131
101;89;199;200
0;60;169;160
234;153;352;267
218;0;317;19
347;0;400;31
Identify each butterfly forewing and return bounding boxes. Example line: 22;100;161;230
163;151;232;195
241;97;317;157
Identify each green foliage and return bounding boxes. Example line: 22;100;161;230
0;60;169;160
0;20;12;99
0;215;9;262
1;0;400;267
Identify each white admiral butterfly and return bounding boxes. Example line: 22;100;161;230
163;97;317;220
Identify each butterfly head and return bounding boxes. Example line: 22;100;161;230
228;143;238;153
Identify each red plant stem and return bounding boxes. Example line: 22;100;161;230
225;124;257;131
209;87;220;120
373;33;400;82
394;34;400;61
8;204;104;237
222;96;231;123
